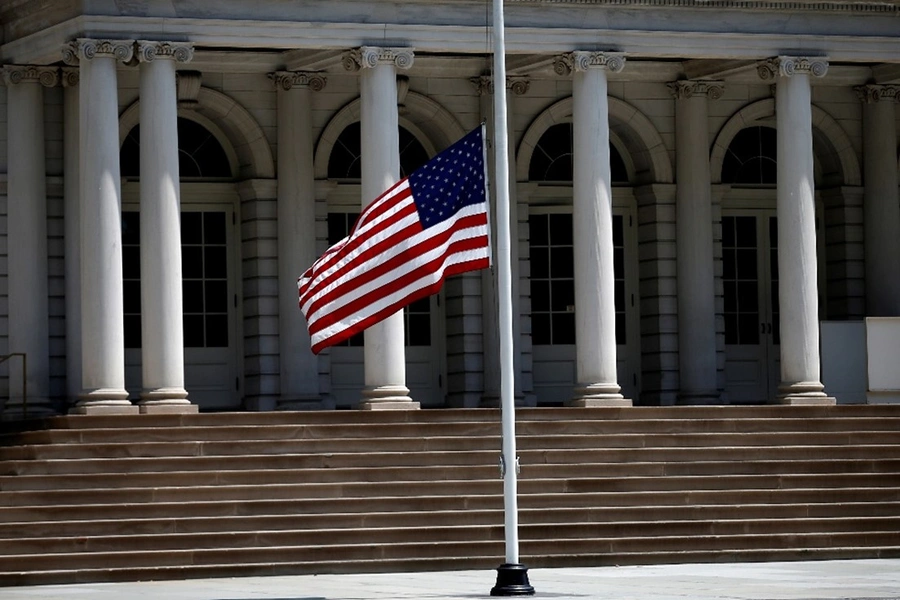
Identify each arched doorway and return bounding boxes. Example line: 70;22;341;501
119;116;243;410
323;120;447;407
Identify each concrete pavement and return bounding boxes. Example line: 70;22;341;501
2;559;899;600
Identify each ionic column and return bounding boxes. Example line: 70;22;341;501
62;67;82;404
271;71;327;408
473;75;529;407
669;80;724;404
345;46;417;409
559;51;631;406
3;65;58;416
856;84;900;316
135;41;195;413
64;39;137;414
759;56;834;404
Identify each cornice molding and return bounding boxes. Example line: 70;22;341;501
269;71;327;92
343;46;414;72
668;80;725;100
854;84;899;103
1;65;58;87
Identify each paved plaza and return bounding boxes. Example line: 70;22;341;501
2;559;898;600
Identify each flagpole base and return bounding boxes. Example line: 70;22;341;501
490;563;534;596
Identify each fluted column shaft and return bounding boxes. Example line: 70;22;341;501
3;66;57;415
858;85;900;316
136;41;194;412
352;46;417;409
66;39;136;413
671;81;722;404
567;51;629;406
272;71;326;407
763;56;833;404
62;68;82;403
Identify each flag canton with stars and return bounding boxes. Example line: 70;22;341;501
408;127;486;229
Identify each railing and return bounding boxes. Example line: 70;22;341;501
0;353;27;419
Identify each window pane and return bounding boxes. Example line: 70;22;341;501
407;314;431;346
204;281;228;313
123;281;141;314
549;214;572;245
184;315;204;347
531;247;549;279
532;314;551;345
552;313;575;345
738;281;759;313
182;247;203;279
181;212;202;244
124;315;142;349
724;314;738;345
122;212;140;245
122;246;140;279
205;315;228;347
183;281;204;313
550;247;573;278
529;215;548;246
616;313;626;345
551;280;575;312
204;246;227;279
736;249;757;279
203;212;226;244
532;280;550;312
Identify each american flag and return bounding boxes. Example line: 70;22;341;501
298;125;491;354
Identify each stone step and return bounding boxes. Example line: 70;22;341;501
5;546;900;587
4;502;900;538
5;516;900;556
8;416;900;446
6;445;900;476
7;502;900;539
4;458;900;491
1;532;898;573
5;431;899;460
2;472;898;508
20;405;900;432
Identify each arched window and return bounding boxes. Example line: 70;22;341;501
327;122;430;179
528;122;628;183
721;126;777;185
120;117;232;179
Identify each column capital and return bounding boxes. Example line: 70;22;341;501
270;71;327;92
554;51;625;76
62;39;135;65
61;66;80;88
757;56;828;80
135;40;194;63
342;46;414;71
667;80;724;100
469;75;530;96
2;65;58;87
855;84;899;104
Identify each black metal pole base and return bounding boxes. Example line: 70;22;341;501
490;563;535;596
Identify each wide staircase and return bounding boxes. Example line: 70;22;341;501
1;405;899;585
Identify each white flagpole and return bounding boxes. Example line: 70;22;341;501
489;0;534;595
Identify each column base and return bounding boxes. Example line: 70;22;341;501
139;388;196;414
358;385;418;410
676;389;722;405
570;383;632;407
776;381;835;405
71;388;137;415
